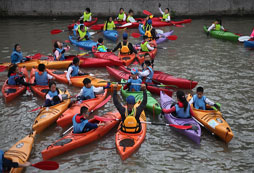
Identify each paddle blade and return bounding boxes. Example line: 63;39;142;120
64;40;70;43
167;35;178;40
119;23;132;28
32;161;59;170
131;33;141;38
50;29;63;35
238;36;251;42
143;10;152;16
92;95;112;111
169;124;192;130
0;66;7;72
29;106;42;112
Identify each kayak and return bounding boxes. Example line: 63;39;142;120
47;69;107;88
118;52;136;66
106;66;173;96
135;40;157;60
90;19;141;30
67;17;98;30
0;60;39;71
69;35;97;50
160;91;201;144
121;79;161;116
2;67;29;102
115;101;146;160
187;94;234;143
244;40;254;48
32;89;71;133
151;18;192;27
42;110;121;160
30;67;49;98
91;46;123;64
138;24;174;44
203;26;240;42
57;89;108;128
4;131;36;173
103;30;118;42
119;66;198;89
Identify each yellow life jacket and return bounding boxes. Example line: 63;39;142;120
162;13;170;20
141;41;149;52
78;27;88;41
83;12;92;22
120;42;130;54
127;15;132;22
104;21;115;31
215;24;221;31
122;107;139;133
118;12;125;21
145;24;152;39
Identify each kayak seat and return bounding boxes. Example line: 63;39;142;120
119;138;135;152
53;138;72;146
53;70;65;75
5;88;17;94
41;89;49;93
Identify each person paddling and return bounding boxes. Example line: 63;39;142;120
142;53;154;69
158;3;171;22
112;33;137;55
7;64;31;86
0;150;31;172
10;44;29;64
78;25;90;41
53;41;70;61
138;60;154;83
73;19;84;37
104;17;116;31
72;106;105;134
123;67;142;92
97;38;110;52
140;36;155;52
116;8;126;22
80;8;92;22
44;81;62;107
144;19;157;40
188;86;220;110
207;19;225;35
113;83;147;133
66;57;86;85
34;64;54;86
126;9;136;23
162;90;194;118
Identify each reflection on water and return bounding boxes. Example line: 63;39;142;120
0;17;254;172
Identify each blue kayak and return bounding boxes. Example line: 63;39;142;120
103;30;118;42
69;35;97;50
138;24;145;35
244;40;254;48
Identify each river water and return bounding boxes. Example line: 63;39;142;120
0;17;253;172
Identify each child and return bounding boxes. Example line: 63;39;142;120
158;3;171;22
76;78;110;101
140;36;154;52
78;25;89;41
7;64;31;86
66;57;86;85
138;60;154;83
123;67;142;91
188;87;220;110
44;81;62;107
10;44;29;64
142;53;154;69
53;41;70;61
207;19;225;33
80;8;92;22
35;64;54;86
72;106;105;134
97;38;110;52
112;33;137;54
104;16;116;31
73;19;84;37
116;8;126;22
126;9;136;23
163;90;194;118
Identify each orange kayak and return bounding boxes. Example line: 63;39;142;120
0;60;39;71
41;110;121;160
30;67;49;98
187;94;233;143
118;52;136;66
115;101;146;160
32;90;71;133
136;40;158;64
4;131;36;173
57;89;108;128
1;67;29;102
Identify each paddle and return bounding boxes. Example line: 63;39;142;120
131;32;177;40
94;116;193;130
238;36;251;42
211;103;221;111
143;10;153;16
51;29;66;35
60;95;112;137
0;66;7;72
97;81;178;88
170;21;184;28
31;161;59;170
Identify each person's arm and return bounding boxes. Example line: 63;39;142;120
64;46;70;52
113;89;126;120
205;98;215;106
58;93;63;101
165;15;171;22
128;17;136;23
54;50;61;61
80;15;84;19
207;24;215;32
128;43;138;54
188;97;194;105
46;93;52;100
77;88;83;97
138;69;150;77
147;43;154;51
93;86;104;94
221;25;225;31
47;74;54;80
66;66;73;83
88;15;92;22
135;87;147;121
123;14;127;21
162;106;176;114
159;7;164;15
112;42;121;52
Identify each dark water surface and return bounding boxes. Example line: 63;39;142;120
0;17;253;172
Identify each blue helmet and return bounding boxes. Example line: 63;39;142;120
126;95;135;104
131;67;138;75
123;32;128;39
147;19;152;24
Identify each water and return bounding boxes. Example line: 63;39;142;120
0;17;254;172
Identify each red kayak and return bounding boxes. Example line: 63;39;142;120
30;67;49;98
151;18;192;27
67;17;98;30
92;46;123;64
119;66;198;89
106;66;173;96
90;19;142;30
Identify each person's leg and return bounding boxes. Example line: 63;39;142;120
44;99;52;107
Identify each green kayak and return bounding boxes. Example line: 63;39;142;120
203;26;239;42
120;79;162;116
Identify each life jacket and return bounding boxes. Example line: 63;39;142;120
193;94;206;110
8;73;19;85
127;78;142;91
97;44;107;52
83;12;92;22
54;48;65;60
48;90;59;98
142;66;154;83
122;107;139;133
78;27;88;41
0;150;3;172
72;114;89;133
104;21;115;31
70;65;79;77
162;13;170;20
35;71;48;86
11;50;23;64
82;86;95;99
126;15;132;22
118;12;125;21
142;21;148;30
141;41;149;52
120;42;130;54
215;24;221;31
175;102;191;118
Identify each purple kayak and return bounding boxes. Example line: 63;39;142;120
160;91;201;144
